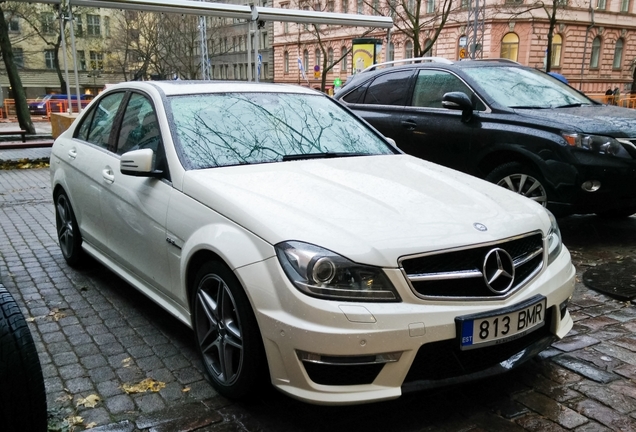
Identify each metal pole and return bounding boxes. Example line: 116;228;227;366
59;2;72;113
67;0;83;112
254;23;260;82
579;4;595;91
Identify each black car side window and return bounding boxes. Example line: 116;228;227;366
82;92;125;150
413;70;485;110
362;71;413;106
341;80;370;104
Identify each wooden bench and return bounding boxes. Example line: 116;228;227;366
0;129;27;142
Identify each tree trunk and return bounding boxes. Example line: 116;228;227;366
0;6;35;134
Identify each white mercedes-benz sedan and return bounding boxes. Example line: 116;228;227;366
50;81;575;405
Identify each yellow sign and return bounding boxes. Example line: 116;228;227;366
352;44;375;74
314;71;321;79
459;48;467;59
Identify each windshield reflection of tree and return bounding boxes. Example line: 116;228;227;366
467;68;586;108
172;94;379;169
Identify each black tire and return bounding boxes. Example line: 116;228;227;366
191;261;267;399
595;207;636;219
54;190;85;267
0;285;47;432
486;162;549;208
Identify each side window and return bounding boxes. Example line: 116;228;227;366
116;93;160;155
362;70;413;106
342;80;370;104
412;70;485;110
81;92;125;149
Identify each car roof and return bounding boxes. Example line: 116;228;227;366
104;80;322;97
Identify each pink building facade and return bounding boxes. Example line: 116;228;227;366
272;0;636;96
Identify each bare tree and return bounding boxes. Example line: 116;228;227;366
0;4;35;133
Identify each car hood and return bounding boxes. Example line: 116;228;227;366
181;155;549;267
514;105;636;137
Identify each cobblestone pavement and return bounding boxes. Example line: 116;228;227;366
1;167;636;432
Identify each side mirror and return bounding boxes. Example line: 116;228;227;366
442;92;474;123
385;137;397;147
120;149;163;177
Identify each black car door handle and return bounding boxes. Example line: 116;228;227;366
401;119;417;130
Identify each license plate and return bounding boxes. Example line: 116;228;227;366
456;295;547;350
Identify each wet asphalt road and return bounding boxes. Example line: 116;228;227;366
1;166;636;432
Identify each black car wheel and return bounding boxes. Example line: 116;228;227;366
0;284;47;432
191;262;267;399
55;191;85;267
486;162;548;208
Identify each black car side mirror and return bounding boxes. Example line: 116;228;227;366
442;92;474;123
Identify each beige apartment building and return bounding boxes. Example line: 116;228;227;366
272;0;636;96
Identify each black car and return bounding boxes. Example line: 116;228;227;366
335;58;636;218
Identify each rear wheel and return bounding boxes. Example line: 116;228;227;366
0;285;47;432
191;261;267;399
54;191;85;267
486;162;548;208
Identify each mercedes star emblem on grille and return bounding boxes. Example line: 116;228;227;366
483;248;515;294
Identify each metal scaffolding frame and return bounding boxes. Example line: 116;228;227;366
465;0;485;59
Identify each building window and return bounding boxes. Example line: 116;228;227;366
14;47;24;68
315;48;321;67
75;15;83;37
328;47;334;66
77;50;86;70
388;42;395;62
357;0;363;14
45;50;55;69
461;0;469;8
341;46;348;73
590;36;601;68
373;0;380;14
551;34;562;67
423;39;432;56
613;38;624;69
262;32;268;49
405;41;413;59
327;0;335;11
621;0;630;12
426;0;435;13
87;14;101;36
89;51;103;70
8;16;20;32
41;12;55;34
500;33;519;61
284;51;289;73
303;49;309;73
597;0;606;9
104;16;110;37
342;0;349;13
389;0;396;17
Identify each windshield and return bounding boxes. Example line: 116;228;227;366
463;66;594;109
169;92;395;169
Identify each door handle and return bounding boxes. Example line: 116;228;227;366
401;119;417;130
67;148;77;160
102;168;115;184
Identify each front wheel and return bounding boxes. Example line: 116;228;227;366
486;162;548;208
191;262;267;399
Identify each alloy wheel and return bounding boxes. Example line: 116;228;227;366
497;173;548;207
56;194;75;258
195;274;244;386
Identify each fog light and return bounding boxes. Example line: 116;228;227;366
297;350;402;365
581;180;601;192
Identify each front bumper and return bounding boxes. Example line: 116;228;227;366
236;246;575;405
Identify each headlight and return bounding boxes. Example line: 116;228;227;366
546;209;562;265
562;133;631;158
275;241;400;302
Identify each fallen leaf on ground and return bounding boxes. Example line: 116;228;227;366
49;308;66;321
85;422;97;429
182;387;191;393
122;357;133;368
76;394;101;408
122;378;166;394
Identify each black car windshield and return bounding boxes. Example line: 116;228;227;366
463;67;594;109
169;92;395;169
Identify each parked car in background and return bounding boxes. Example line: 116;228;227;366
29;93;94;116
50;81;574;405
335;58;636;218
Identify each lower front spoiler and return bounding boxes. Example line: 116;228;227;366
402;334;555;394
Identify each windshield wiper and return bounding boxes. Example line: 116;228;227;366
509;106;550;109
553;103;592;108
283;152;369;161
